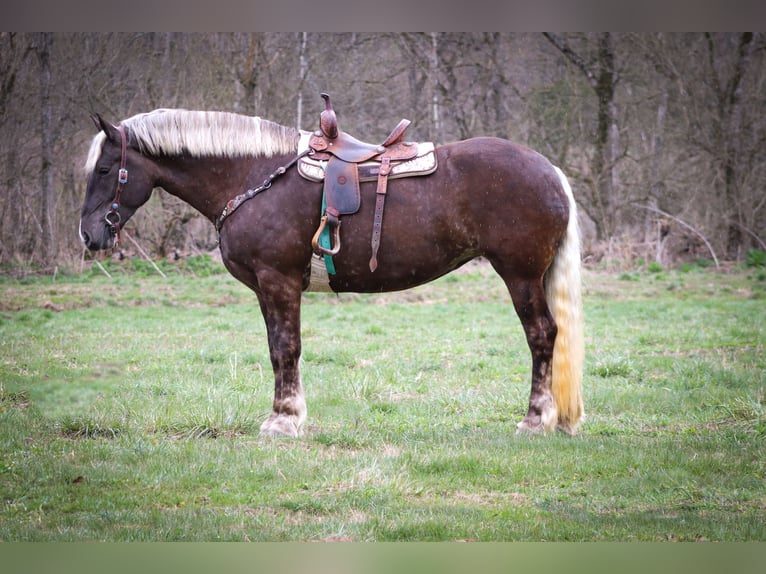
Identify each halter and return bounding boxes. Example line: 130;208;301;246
105;124;129;246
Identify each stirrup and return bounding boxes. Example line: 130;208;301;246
311;215;341;257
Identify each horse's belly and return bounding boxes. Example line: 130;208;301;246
320;246;476;294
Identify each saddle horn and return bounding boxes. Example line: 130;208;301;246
319;93;338;139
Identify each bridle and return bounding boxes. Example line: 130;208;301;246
105;124;129;246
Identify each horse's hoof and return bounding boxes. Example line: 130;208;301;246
556;422;578;436
260;414;303;437
515;420;547;435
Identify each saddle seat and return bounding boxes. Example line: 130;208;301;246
310;95;413;163
311;130;386;163
303;93;437;272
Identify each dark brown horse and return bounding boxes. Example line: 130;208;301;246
79;106;584;436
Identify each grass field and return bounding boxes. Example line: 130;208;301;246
0;257;764;541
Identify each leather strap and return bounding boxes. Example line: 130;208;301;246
105;125;128;245
369;157;391;272
216;150;309;234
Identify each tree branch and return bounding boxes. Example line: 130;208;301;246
635;204;719;268
542;32;597;87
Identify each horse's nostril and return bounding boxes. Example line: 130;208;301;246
81;230;91;246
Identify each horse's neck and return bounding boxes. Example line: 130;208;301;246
154;155;254;223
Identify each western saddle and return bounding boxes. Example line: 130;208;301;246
303;93;436;272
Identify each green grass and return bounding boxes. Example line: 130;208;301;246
0;260;764;541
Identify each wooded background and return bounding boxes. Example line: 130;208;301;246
1;32;764;272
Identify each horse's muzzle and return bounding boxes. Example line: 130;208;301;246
79;221;114;251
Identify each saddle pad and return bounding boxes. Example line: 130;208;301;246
306;254;333;292
297;138;438;183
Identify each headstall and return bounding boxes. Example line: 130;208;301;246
105;124;129;246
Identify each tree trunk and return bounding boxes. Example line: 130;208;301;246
296;32;308;129
711;32;755;256
646;87;668;264
543;32;621;241
37;32;57;265
429;32;442;141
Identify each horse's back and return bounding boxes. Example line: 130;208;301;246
439;137;568;212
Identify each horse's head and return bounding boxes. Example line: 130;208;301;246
79;114;155;250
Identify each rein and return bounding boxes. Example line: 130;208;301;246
215;149;311;234
105;125;129;246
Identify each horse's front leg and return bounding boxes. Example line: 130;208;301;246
256;276;307;437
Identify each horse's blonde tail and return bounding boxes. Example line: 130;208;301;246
546;167;584;435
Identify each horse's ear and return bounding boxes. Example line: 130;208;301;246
91;113;120;142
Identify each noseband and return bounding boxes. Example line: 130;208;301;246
105;125;129;246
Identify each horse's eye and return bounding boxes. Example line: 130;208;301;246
98;166;110;175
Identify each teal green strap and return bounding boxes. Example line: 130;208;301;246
319;193;337;275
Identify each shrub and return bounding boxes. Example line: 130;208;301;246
745;249;766;268
180;254;225;277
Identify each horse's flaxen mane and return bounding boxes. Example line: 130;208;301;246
85;109;300;174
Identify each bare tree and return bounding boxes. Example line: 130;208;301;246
296;32;309;128
705;32;758;256
36;33;57;264
636;33;766;259
544;33;623;241
0;33;23;263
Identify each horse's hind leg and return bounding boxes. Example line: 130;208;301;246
501;274;559;433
